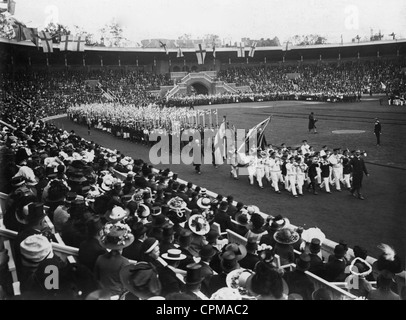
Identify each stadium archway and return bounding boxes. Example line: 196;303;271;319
188;82;209;95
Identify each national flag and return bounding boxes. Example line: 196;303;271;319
237;42;245;58
7;0;16;15
248;42;257;58
23;27;39;47
159;41;168;55
73;35;85;51
12;22;27;41
195;43;206;65
212;43;216;58
237;117;271;153
59;35;74;51
38;31;53;53
177;45;184;58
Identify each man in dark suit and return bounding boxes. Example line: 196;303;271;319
307;238;325;277
349;150;369;200
198;244;216;297
374;118;382;146
213;201;234;232
225;195;238;218
283;253;315;300
122;221;148;261
239;237;261;271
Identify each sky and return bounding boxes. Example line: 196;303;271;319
11;0;406;44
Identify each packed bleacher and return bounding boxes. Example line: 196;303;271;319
1;103;405;300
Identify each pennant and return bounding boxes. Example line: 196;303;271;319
214;117;226;165
177;46;184;58
59;35;74;51
212;43;216;58
237;42;245;58
195;43;206;65
159;40;168;55
38;31;53;53
248;42;257;58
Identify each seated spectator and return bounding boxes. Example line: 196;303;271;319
94;221;133;297
239;237;261;271
283;253;315;300
367;270;400;300
272;228;299;266
323;244;348;282
78;216;107;272
245;213;267;242
246;261;288;300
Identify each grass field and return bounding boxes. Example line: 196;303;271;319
51;97;406;260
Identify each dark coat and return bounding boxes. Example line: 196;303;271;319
283;269;315;300
78;238;107;272
350;156;368;188
122;239;144;262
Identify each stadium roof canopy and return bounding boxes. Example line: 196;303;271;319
0;38;405;68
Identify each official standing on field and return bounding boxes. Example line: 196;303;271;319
374;118;382;146
349;150;369;200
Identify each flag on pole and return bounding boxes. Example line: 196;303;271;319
159;41;168;55
282;41;291;51
248;42;257;58
177;45;184;58
237;117;271;153
212;42;216;58
59;35;74;51
195;43;206;65
237;42;245;58
12;22;27;41
23;27;39;47
38;31;53;53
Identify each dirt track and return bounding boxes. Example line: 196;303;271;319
51;98;406;260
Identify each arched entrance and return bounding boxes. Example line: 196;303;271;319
189;82;209;95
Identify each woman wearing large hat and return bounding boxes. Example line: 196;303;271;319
273;228;300;266
94;222;134;297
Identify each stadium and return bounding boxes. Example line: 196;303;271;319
0;0;405;303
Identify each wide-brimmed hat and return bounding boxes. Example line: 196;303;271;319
19;202;46;225
223;243;247;261
105;205;130;223
226;268;254;297
137;204;150;218
167;196;187;211
273;228;300;245
197;197;211;210
99;222;134;250
271;215;290;229
20;234;53;266
11;176;25;188
119;262;162;300
161;249;187;261
188;214;210;236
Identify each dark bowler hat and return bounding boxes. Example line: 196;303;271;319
296;253;311;271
